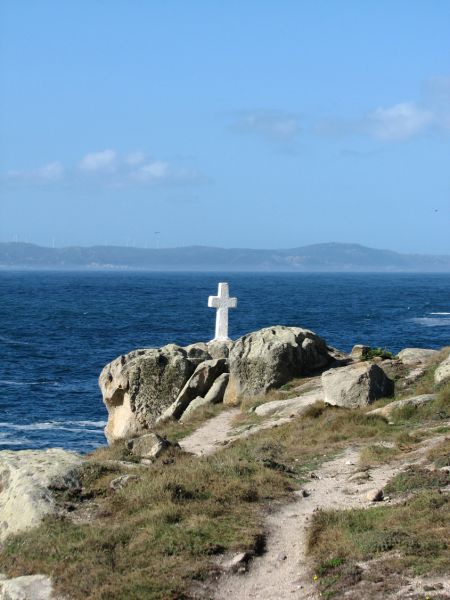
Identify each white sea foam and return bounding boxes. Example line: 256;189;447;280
0;380;60;387
0;420;106;432
430;312;450;315
0;432;31;446
0;335;32;346
412;317;450;328
63;420;106;428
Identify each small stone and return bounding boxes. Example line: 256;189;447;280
366;489;384;502
226;552;250;572
301;489;310;497
310;472;320;479
277;552;287;561
109;474;140;491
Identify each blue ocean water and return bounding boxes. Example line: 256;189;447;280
1;271;449;453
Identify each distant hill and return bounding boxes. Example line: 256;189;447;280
1;242;450;272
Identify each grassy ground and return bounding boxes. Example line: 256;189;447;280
0;403;407;599
1;365;449;599
307;380;450;599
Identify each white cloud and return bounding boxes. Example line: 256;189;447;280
137;160;170;180
4;161;64;183
132;160;202;184
3;150;204;188
364;102;434;141
125;151;146;166
229;110;300;142
78;149;116;172
35;161;64;181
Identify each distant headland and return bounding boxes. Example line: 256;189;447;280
1;241;450;272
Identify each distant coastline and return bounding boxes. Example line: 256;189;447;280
1;241;450;272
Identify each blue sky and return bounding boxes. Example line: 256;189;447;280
0;1;449;253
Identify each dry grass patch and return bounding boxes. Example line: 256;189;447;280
308;492;450;599
391;381;450;425
1;443;291;600
0;403;405;599
427;437;450;469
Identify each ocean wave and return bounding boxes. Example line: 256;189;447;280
0;432;31;446
0;335;32;346
412;317;450;328
63;420;106;427
0;380;60;387
429;312;450;315
0;420;106;432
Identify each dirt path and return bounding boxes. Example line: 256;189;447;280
213;446;402;600
179;409;241;456
180;387;322;457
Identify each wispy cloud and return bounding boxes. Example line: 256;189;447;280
317;75;450;142
229;110;301;143
362;102;434;141
3;151;203;187
78;149;117;172
5;161;64;183
125;151;146;166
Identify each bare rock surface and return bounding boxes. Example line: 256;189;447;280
0;574;55;600
224;326;331;406
350;344;370;360
0;449;81;542
368;394;436;418
397;348;438;365
159;358;228;421
435;354;450;386
126;432;177;459
254;388;322;418
99;343;211;442
322;362;394;408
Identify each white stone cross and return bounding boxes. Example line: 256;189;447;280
208;282;237;341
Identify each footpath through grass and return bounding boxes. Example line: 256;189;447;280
1;372;449;599
0;399;412;600
307;380;450;599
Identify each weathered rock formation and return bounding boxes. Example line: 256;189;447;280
99;343;211;443
0;449;81;542
126;432;178;460
223;326;331;406
435;353;450;386
397;348;438;365
159;358;228;421
181;373;230;421
368;394;436;418
322;363;394;408
0;574;55;600
100;326;332;443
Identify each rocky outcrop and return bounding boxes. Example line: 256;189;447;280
254;388;323;418
223;326;331;406
0;574;54;600
158;359;228;421
0;449;81;542
435;354;450;386
397;348;438;365
368;394;436;418
99;343;211;443
350;345;370;361
181;373;230;421
126;432;178;460
322;363;394;408
100;326;334;441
